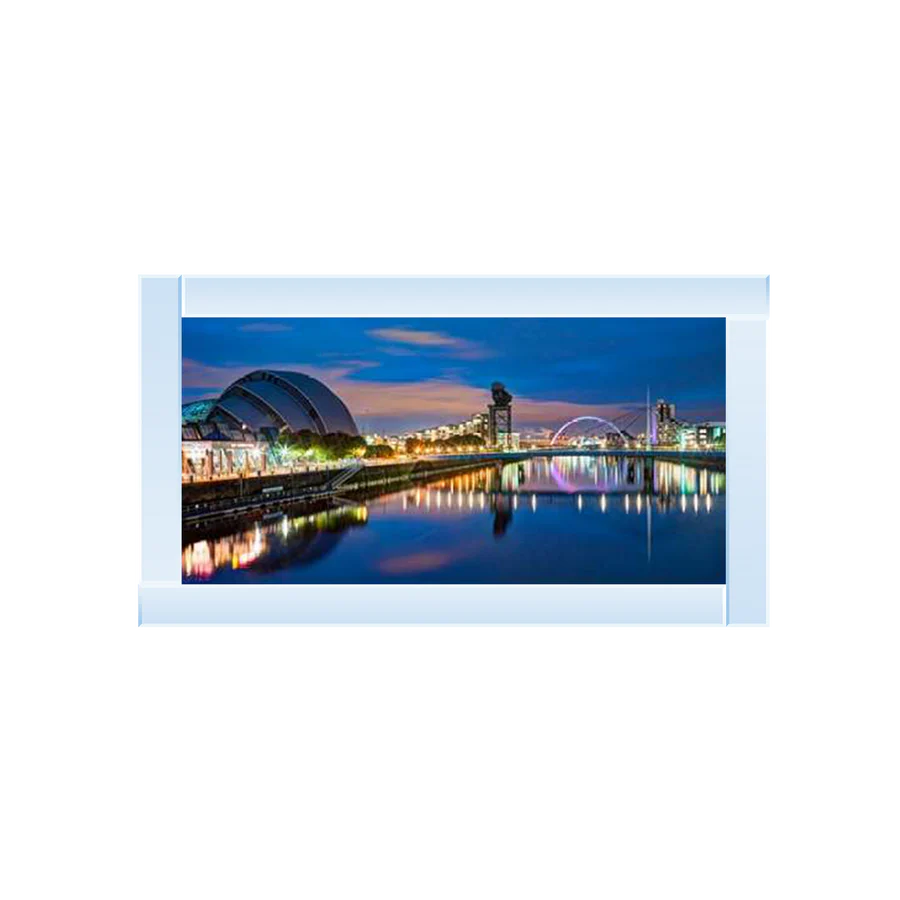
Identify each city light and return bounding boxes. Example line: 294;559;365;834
181;318;726;587
181;449;723;584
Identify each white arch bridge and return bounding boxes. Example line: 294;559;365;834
550;415;630;446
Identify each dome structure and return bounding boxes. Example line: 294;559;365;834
182;398;217;424
208;370;358;436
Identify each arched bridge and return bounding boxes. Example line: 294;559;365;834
550;416;629;446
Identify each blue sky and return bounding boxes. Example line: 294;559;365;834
182;317;725;433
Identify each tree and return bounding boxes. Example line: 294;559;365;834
317;432;366;460
271;440;296;466
446;434;484;451
365;444;395;459
280;430;367;462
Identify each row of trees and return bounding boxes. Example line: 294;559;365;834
364;444;396;459
271;429;487;465
274;430;367;463
404;434;485;455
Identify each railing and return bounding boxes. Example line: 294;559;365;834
183;447;726;484
326;459;365;491
183;459;366;520
182;459;356;484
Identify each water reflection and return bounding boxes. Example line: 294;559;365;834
492;494;514;538
183;456;725;583
183;503;368;580
543;455;724;496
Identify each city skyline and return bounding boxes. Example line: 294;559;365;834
182;317;725;434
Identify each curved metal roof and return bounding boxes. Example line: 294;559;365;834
265;370;358;434
182;399;217;424
209;369;358;436
242;377;323;432
213;391;275;430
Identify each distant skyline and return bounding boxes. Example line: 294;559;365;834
182;317;726;433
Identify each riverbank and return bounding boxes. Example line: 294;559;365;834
182;449;725;524
183;455;499;524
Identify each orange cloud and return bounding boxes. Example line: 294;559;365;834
182;358;378;391
334;376;631;427
182;359;634;429
367;326;492;359
368;327;460;347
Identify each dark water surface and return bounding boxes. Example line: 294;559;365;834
182;455;726;584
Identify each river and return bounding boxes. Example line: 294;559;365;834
182;455;726;584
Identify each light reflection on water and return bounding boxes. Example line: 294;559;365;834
183;505;369;579
183;456;726;585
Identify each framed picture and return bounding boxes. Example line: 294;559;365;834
140;276;767;625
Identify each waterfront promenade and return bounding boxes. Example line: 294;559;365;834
183;448;725;524
183;446;725;482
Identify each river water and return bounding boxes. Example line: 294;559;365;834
182;455;726;585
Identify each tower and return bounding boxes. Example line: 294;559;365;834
655;398;678;446
488;382;513;449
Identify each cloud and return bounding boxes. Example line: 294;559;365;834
333;359;381;371
182;357;379;392
334;376;633;430
238;323;293;333
367;326;492;359
368;327;460;347
183;359;635;431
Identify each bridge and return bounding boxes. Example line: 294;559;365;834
428;447;725;468
548;403;655;446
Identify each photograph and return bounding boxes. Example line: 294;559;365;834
181;317;726;584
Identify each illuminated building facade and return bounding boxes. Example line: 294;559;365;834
182;369;359;479
365;411;491;451
656;399;679;446
679;422;726;450
496;430;520;450
468;412;488;439
181;421;270;479
182;441;268;479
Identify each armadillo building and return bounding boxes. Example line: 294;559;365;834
182;370;358;480
206;370;358;436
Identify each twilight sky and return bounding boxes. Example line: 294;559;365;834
182;317;725;434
